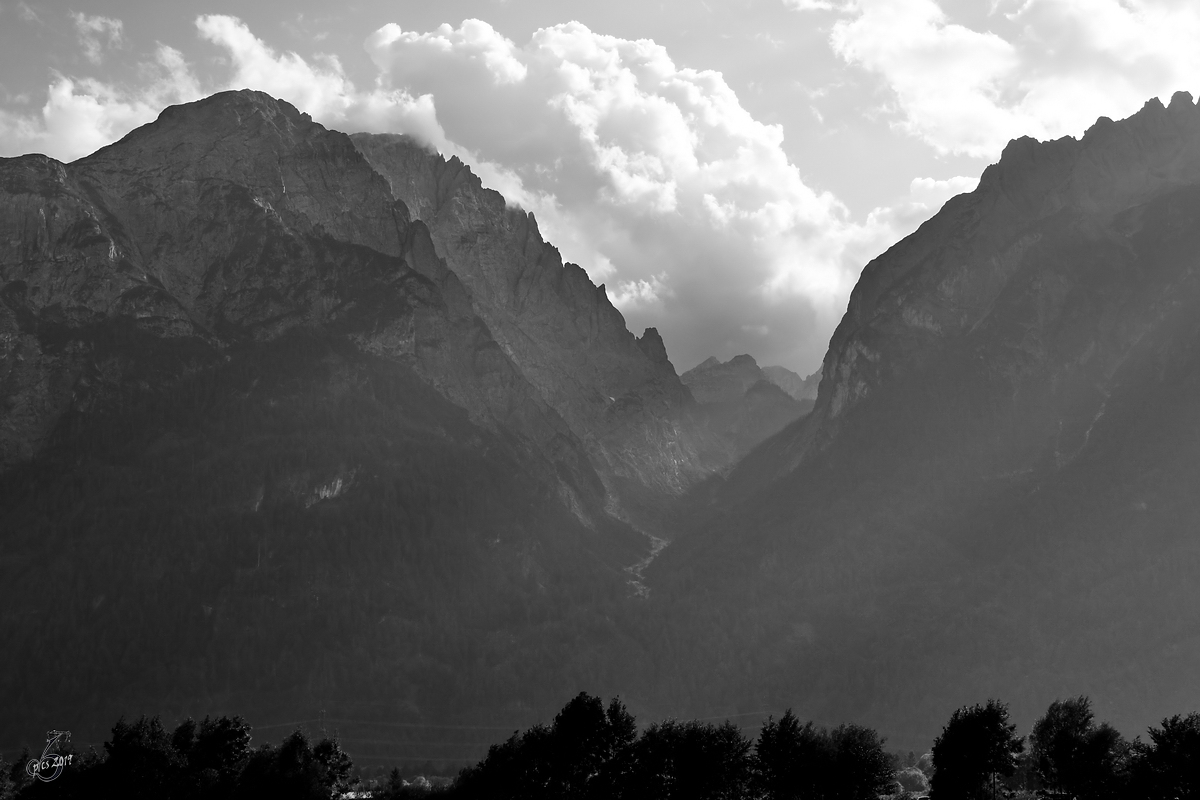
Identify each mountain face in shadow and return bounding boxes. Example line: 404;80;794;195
0;91;671;744
680;355;812;462
652;91;1200;746
759;364;820;401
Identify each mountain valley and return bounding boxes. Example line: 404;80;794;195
4;86;1200;760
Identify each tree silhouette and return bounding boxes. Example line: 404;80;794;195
1030;696;1130;799
629;718;752;800
754;710;832;799
1134;712;1200;800
930;700;1023;800
453;693;639;799
233;729;355;800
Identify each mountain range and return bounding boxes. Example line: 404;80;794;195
4;87;1200;756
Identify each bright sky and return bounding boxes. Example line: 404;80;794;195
2;0;1197;373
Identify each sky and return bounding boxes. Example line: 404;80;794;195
1;1;1198;373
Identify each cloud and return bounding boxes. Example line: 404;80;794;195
73;13;124;64
856;175;978;261
0;45;200;161
610;273;671;310
0;13;975;372
366;19;884;371
16;2;40;24
782;0;840;9
195;15;449;149
0;14;449;164
807;0;1200;158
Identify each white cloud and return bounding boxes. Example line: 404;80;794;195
72;12;124;64
195;15;449;149
0;15;451;164
809;0;1200;158
366;19;880;370
782;0;841;9
611;273;671;310
855;175;979;263
369;20;528;85
0;13;981;372
0;45;200;161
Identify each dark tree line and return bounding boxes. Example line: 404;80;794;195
4;692;1199;799
1;716;353;800
930;696;1200;800
450;693;893;800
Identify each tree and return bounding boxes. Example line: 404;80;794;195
1029;696;1130;799
829;723;894;800
102;715;187;799
549;692;638;796
452;694;639;800
753;712;892;800
930;700;1024;800
1135;712;1200;800
629;718;753;800
754;711;834;800
172;715;253;798
234;729;356;800
0;754;17;800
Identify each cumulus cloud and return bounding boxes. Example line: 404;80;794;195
365;19;886;371
195;15;449;147
0;45;200;161
807;0;1200;157
73;12;124;64
0;15;448;163
0;13;975;372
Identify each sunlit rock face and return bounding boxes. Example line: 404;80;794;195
352;133;729;507
656;92;1200;746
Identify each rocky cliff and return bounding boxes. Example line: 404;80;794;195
350;133;721;511
653;91;1200;746
775;90;1200;481
0;91;600;497
0;91;657;745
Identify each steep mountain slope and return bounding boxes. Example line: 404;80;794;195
651;92;1200;746
0;91;653;746
349;134;724;517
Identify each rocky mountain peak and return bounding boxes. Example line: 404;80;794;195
635;327;670;364
804;90;1200;460
681;353;767;404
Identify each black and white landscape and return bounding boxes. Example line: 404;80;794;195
3;3;1200;798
